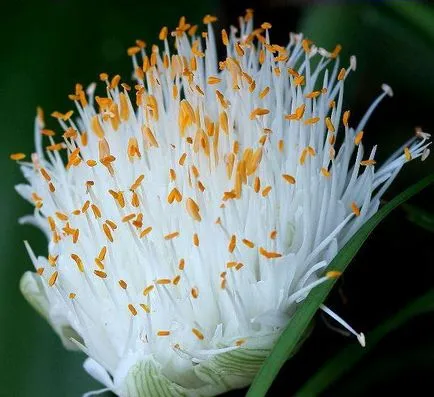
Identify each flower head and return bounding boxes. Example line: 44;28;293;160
14;11;430;397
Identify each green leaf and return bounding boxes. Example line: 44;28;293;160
295;288;434;396
384;1;434;45
403;203;434;233
246;173;434;397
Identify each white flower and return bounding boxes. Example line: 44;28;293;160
14;12;430;397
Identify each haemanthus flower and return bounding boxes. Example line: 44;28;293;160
13;11;430;397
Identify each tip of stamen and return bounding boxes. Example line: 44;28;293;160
381;83;393;97
357;332;366;347
350;55;357;71
421;148;430;162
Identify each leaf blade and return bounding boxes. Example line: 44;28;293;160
246;173;434;397
295;288;434;396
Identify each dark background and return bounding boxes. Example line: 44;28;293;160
1;0;433;396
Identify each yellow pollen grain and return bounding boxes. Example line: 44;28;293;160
404;147;412;161
81;132;88;147
47;216;56;231
119;280;128;289
55;211;68;221
167;187;182;204
235;42;244;57
172;275;181;285
351;202;361;217
69;292;76;299
48;254;58;266
41;129;55;137
94;258;104;270
242;238;255;248
142;126;159;147
71;254;84;272
164;231;180;240
325;117;335;132
143;285;154;296
270;230;277;239
127;46;140;56
203;14;217;24
307;146;316;156
305;90;321;99
193;233;200;247
98;246;107;261
40;168;51;182
110;75;121;89
37;267;44;275
186;198;201;222
259;247;282;259
360;159;376;166
282;174;296;184
94;270;107;279
321;167;331;177
299;148;308;165
192;328;204;340
169;169;176;182
294;75;305;86
128;304;138;316
228;235;236;253
326;270;342;279
131;174;145;191
91;204;101;218
354;131;364;145
343;110;350;127
103;223;114;242
48;271;58;287
140;226;153;238
259;86;270;99
226;261;237;269
10;153;26;161
331;44;342;58
207;76;221;85
221;29;229;46
179;258;185;270
278;139;284;152
156;278;171;285
197;181;206;192
119;92;130;121
106;220;118;230
191;287;199;299
139;303;150;313
254;177;261;193
179;152;187;166
262;186;272;197
304;117;320;125
157;330;170;337
72;229;79;244
337;68;346;81
235;339;246;346
86;159;97;167
219;111;229;134
131;191;140;208
159;26;168;40
47;143;65;152
91;115;105;138
122;213;135;223
249;108;270;120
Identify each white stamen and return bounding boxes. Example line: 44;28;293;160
320;304;366;347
